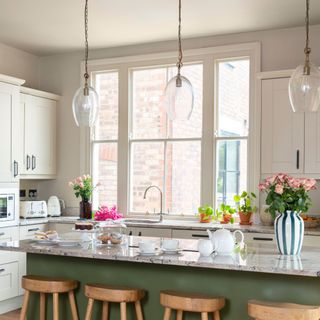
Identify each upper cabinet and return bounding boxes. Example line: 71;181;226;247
0;75;25;183
260;73;320;178
20;88;59;179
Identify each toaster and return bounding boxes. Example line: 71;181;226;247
20;200;48;218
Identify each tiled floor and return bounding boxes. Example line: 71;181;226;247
0;309;20;320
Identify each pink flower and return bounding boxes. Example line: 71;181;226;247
303;179;317;191
258;183;266;191
275;184;284;195
277;173;288;183
287;177;301;189
94;205;123;221
79;182;84;188
76;176;83;183
68;181;74;187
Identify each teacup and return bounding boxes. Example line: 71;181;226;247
139;241;156;254
162;239;179;251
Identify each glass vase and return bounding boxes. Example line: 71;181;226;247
79;199;92;219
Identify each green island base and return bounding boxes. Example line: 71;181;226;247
26;253;320;320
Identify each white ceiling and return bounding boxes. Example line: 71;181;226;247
1;0;320;56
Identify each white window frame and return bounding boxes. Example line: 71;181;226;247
80;42;261;219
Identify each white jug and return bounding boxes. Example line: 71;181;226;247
207;228;244;255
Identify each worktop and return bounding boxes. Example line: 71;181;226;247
0;236;319;277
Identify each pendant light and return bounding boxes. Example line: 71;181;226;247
164;0;194;121
72;0;99;127
289;0;320;113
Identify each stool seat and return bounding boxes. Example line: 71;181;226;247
84;283;145;320
22;275;78;293
160;290;225;320
248;300;320;320
85;283;145;302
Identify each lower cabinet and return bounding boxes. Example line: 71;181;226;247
125;227;172;238
19;223;47;240
0;258;19;302
172;229;208;239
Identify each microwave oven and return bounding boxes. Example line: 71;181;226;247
0;188;19;227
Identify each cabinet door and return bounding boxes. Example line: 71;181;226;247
0;261;19;301
25;95;56;175
261;78;304;174
125;227;171;238
305;112;320;174
0;83;20;182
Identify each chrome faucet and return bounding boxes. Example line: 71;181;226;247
143;185;163;222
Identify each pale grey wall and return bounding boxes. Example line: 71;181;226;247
37;24;320;208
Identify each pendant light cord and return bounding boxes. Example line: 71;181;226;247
84;0;89;87
304;0;311;75
177;0;183;76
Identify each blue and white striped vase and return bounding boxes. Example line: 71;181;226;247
274;211;304;255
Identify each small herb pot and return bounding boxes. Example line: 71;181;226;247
239;211;252;225
199;213;212;223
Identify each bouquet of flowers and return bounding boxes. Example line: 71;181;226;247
69;174;98;201
258;173;317;218
94;205;123;221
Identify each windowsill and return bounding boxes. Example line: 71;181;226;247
125;212;199;222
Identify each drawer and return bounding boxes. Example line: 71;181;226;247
0;227;19;243
243;232;275;244
125;227;172;238
172;229;208;239
19;224;47;240
0;261;19;301
303;235;320;248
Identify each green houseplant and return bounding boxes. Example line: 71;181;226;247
197;205;214;223
234;191;257;225
216;203;236;224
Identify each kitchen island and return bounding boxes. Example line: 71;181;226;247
1;237;320;319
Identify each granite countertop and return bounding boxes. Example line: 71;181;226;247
0;236;319;277
18;216;320;236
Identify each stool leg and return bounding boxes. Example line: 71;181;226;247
85;298;94;320
19;290;30;320
102;301;109;320
201;312;208;320
134;301;143;320
120;302;127;320
40;293;46;320
68;291;79;320
53;293;59;320
213;311;220;320
163;307;171;320
176;310;183;320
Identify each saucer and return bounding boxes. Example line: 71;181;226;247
161;247;183;254
138;249;160;256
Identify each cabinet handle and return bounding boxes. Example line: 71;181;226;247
138;232;142;236
13;161;19;177
0;269;5;273
32;155;36;170
253;237;273;241
296;150;300;170
28;228;40;232
26;155;31;170
0;232;5;237
129;231;132;236
192;234;209;238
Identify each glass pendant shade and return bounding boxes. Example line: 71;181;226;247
164;75;194;120
72;85;99;127
289;62;320;112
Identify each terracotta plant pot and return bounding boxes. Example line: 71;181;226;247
239;211;252;225
220;213;232;224
199;213;212;223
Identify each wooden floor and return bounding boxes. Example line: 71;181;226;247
0;310;20;320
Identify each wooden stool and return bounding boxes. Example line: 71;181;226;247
160;290;225;320
20;275;79;320
248;300;320;320
84;283;145;320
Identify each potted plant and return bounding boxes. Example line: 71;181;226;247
216;203;236;224
69;175;99;219
234;191;257;225
197;205;214;223
259;173;317;255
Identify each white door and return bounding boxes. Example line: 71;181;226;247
0;83;20;182
25;95;56;175
261;78;304;174
305;111;320;175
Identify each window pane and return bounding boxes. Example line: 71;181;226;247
216;140;247;207
132;68;167;139
167;64;203;138
130;142;164;213
165;141;201;214
93;72;118;140
92;143;117;210
217;59;250;137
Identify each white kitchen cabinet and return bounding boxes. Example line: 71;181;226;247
172;229;208;239
125;227;172;238
0;259;19;302
0;76;25;183
19;223;47;240
261;78;304;174
20;88;59;178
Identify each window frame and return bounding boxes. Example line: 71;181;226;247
82;42;261;219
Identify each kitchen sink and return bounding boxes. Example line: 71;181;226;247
123;218;161;224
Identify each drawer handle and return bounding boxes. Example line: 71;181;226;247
129;231;132;236
26;155;31;170
28;228;40;232
296;150;300;170
32;155;36;170
138;232;142;236
0;232;5;237
253;237;273;241
192;234;208;238
0;269;5;273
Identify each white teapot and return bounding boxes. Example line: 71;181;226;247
206;228;244;256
